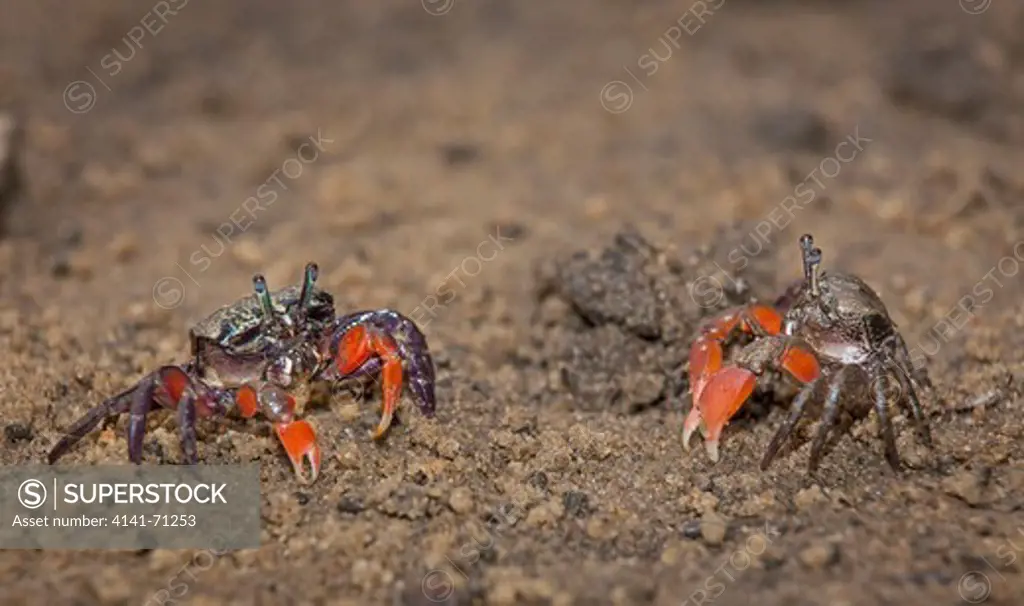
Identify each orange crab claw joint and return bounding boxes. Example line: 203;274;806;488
693;367;756;462
745;304;783;335
334;326;405;440
688;338;723;404
274;420;321;485
236;385;259;418
780;345;821;384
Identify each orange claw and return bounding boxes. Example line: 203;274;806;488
780;345;820;384
684;367;756;462
275;420;322;485
744;304;783;335
335;325;404;439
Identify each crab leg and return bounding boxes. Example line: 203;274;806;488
870;361;901;470
47;387;135;464
48;365;208;465
759;377;821;470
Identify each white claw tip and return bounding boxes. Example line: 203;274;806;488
705;441;720;463
682;427;694;451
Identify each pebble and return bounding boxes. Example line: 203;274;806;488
798;543;840;569
334;442;361;469
4;423;32;443
90;568;133;602
562;491;591;518
448;487;474;514
942;469;987;506
337;496;365;515
108;232;139;262
437;437;461;460
700;512;727;546
794;485;828;510
681;520;702;540
585;516;619;540
525;501;562;528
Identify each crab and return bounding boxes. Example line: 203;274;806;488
684;234;933;471
47;262;436;484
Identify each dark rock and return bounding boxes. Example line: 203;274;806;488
562;491;591;518
4;423;33;444
337;496;365;515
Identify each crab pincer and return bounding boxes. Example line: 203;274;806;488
275;420;322;484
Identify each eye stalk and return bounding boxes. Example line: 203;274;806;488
298;262;319;310
253;274;276;320
800;234;823;297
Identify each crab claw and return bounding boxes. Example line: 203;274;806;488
687;367;756;463
274;420;322;485
682;404;704;452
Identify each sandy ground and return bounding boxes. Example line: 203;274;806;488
1;0;1024;604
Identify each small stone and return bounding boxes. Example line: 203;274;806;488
437;437;461;460
147;549;184;572
585;516;619;540
448;487;474;514
337;496;365;515
700;512;727;546
90;567;133;602
525;503;557;528
562;491;591;518
108;232;139;262
336;402;362;423
4;423;33;444
681;520;702;540
491;430;517;451
798;543;840;569
794;485;828;510
527;471;549;491
232;239;264;267
943;469;987;506
335;442;361;469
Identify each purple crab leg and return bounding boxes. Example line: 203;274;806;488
47;386;135;464
50;365;215;466
127;376;155;463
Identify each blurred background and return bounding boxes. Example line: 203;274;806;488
2;0;1024;604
